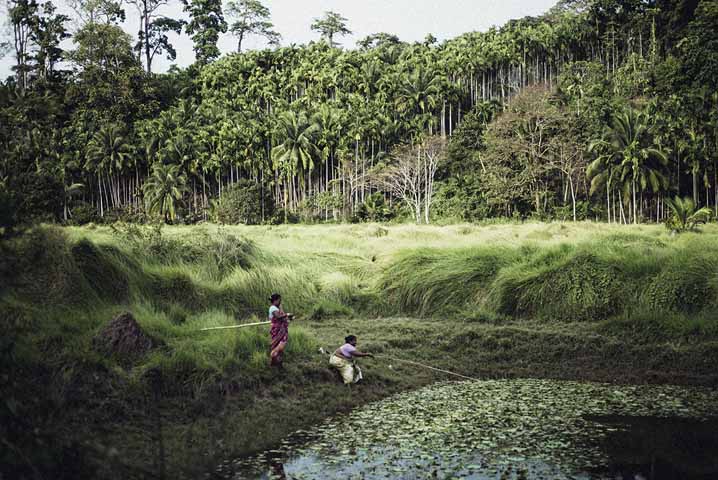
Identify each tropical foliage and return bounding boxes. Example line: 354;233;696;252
1;0;717;226
143;163;188;223
665;196;713;232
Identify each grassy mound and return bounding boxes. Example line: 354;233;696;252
488;247;627;321
72;240;133;303
378;234;718;324
640;241;718;314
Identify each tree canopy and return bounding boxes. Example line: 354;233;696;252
1;0;717;227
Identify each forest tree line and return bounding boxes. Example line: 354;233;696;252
1;0;717;228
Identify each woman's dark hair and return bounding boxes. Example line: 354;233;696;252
269;293;281;303
345;335;357;343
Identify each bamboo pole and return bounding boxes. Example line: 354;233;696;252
199;321;270;332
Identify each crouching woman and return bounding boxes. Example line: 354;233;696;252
330;335;373;384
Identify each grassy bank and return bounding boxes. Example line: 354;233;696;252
2;222;718;479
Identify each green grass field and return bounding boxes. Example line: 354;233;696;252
3;221;718;478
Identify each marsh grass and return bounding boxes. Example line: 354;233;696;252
8;222;718;380
4;221;718;479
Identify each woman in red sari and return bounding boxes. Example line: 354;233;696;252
268;293;294;367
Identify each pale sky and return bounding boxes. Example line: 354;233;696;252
1;0;557;79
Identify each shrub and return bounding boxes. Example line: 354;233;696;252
297;196;321;223
216;180;273;225
269;207;300;224
69;201;98;225
357;192;393;222
432;178;490;222
12;171;63;223
101;206;148;224
0;180;17;236
315;192;344;221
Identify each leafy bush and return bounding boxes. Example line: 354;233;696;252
357;192;393;222
297;196;322;223
216;180;273;225
270;207;300;224
0;180;17;236
315;192;344;220
12;171;64;223
69;201;98;225
432;179;491;222
552;201;591;221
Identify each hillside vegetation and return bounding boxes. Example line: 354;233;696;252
3;1;718;227
2;223;718;478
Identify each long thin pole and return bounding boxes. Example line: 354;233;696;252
199;321;270;332
377;354;477;381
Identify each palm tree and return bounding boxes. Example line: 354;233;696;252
682;128;705;205
63;182;84;222
272;111;319;215
86;124;132;216
396;67;441;133
587;142;620;223
665;196;712;232
143;163;188;223
588;109;668;223
313;104;342;200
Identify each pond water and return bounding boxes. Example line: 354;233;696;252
216;379;718;480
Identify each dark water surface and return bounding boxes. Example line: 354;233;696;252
215;379;718;480
587;415;718;479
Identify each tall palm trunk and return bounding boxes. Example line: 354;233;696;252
97;173;104;217
632;177;637;224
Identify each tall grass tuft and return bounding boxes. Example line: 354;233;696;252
377;246;519;316
488;247;628;321
640;248;718;314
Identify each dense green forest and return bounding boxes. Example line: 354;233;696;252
1;0;717;228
